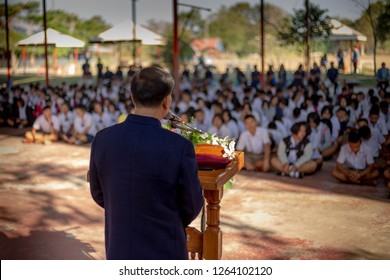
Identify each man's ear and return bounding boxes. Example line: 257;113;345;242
162;95;170;110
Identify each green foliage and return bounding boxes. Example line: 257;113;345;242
377;1;390;43
0;1;39;18
3;1;111;54
278;3;332;45
208;3;259;56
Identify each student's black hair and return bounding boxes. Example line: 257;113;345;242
290;122;306;135
350;99;359;109
268;121;277;130
370;96;379;107
307;112;321;125
358;125;371;140
212;113;224;123
293;107;301;118
244;114;256;121
321;105;332;117
43;105;51;111
75;104;86;111
380;100;388;110
369;105;380;116
357;118;369;125
348;130;361;143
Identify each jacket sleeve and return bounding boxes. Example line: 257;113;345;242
294;142;314;168
89;136;104;208
177;141;204;227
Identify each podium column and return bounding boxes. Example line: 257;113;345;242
203;188;223;260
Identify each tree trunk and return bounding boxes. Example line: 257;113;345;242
373;36;377;75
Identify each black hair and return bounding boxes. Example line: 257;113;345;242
131;67;174;107
268;121;277;130
307;112;321;125
348;130;361;143
380;100;388;110
212;113;224;123
290;122;306;135
244;114;256;121
43;105;51;111
369;105;380;116
75;104;86;111
293;107;301;118
357;118;369;125
321;105;332;117
358;126;371;140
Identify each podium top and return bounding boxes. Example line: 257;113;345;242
195;144;244;191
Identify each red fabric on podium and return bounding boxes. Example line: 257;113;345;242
196;153;231;170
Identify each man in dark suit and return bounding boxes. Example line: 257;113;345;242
89;67;203;260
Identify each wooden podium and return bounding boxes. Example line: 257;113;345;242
186;144;244;260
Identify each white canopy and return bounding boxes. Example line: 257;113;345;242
16;28;85;48
90;19;164;45
328;19;367;42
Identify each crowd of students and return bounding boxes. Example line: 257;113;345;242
1;61;390;188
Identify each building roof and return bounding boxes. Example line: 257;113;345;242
328;19;367;42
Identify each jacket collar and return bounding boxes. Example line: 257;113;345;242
126;114;162;127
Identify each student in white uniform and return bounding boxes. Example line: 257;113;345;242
24;106;60;144
236;114;271;172
58;102;75;140
271;122;317;178
92;101;111;132
64;104;95;145
332;130;379;185
307;112;338;165
208;114;231;138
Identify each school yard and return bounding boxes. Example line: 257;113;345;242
0;127;389;260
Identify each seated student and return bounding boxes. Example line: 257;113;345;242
193;109;210;132
307;112;338;164
208;114;231;138
64;104;95;145
271;122;317;178
368;105;389;140
332;130;379;185
24;106;60;144
357;118;384;159
91;101;111;132
236;114;271;172
335;108;350;145
7;98;29;128
58;102;74;141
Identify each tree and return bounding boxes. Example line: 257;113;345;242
377;0;390;44
278;3;332;45
352;0;386;74
0;1;40;51
208;3;259;56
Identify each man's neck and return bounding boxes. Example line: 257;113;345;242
134;107;163;120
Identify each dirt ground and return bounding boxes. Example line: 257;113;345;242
0;127;390;260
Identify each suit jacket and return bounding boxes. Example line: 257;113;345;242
89;114;203;260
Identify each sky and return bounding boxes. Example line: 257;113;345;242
14;0;363;27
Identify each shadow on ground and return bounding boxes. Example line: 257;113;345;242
221;213;390;260
0;230;96;260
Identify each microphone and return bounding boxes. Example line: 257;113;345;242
164;111;182;123
164;110;204;134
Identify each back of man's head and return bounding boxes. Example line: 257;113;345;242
131;67;174;107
